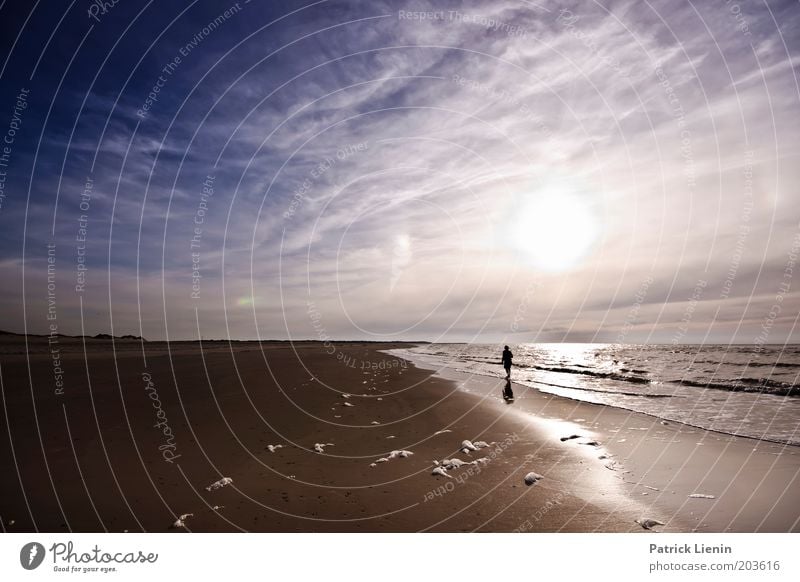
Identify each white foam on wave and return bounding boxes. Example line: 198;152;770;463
205;477;233;491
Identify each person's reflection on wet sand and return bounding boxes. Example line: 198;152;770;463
503;378;514;402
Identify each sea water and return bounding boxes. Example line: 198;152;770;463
396;343;800;446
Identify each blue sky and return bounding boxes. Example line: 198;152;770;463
0;0;798;343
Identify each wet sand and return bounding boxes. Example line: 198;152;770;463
0;336;797;532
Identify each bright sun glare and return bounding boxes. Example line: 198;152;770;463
511;190;597;271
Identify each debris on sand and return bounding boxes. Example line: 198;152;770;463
688;493;716;499
266;444;283;453
343;402;355;407
314;443;334;454
524;472;544;486
205;477;233;491
579;440;600;447
172;513;193;528
635;518;665;530
560;434;582;442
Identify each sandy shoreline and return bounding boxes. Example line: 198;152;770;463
0;338;797;532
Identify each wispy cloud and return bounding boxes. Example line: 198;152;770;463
0;0;798;343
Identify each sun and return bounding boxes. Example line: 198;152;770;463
511;189;598;271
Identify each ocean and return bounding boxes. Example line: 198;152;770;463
397;343;800;446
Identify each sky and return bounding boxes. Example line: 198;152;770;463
0;0;798;343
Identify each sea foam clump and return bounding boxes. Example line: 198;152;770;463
460;439;494;453
373;450;414;465
431;457;489;477
172;513;193;528
205;477;233;491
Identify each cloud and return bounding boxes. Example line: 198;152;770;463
0;0;798;342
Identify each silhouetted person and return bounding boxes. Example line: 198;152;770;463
501;345;513;378
503;378;514;401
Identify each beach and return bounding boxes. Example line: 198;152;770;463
0;336;797;532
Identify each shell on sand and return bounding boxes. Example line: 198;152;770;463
524;472;543;486
635;518;665;530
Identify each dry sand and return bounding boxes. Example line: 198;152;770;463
0;336;797;532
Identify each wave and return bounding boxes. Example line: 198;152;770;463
674;377;799;397
425;349;800;397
